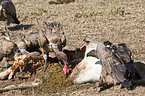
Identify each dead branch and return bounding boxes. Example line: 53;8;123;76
0;67;13;80
0;78;42;93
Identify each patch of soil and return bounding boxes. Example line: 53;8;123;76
0;60;73;95
34;62;73;94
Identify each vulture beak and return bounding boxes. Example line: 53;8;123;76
63;63;69;77
59;56;70;77
53;50;69;77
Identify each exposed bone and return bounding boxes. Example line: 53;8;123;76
14;54;28;62
0;78;42;93
0;67;13;80
14;54;44;72
0;55;45;80
8;70;14;80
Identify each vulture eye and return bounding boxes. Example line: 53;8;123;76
104;41;112;46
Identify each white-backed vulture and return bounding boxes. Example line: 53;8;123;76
38;22;68;76
70;41;102;84
86;40;135;89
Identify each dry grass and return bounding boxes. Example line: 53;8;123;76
0;0;145;95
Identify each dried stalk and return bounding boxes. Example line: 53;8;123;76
0;79;42;93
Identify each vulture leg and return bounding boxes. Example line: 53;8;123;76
39;47;48;72
57;58;63;67
132;78;145;85
43;54;47;72
4;20;7;31
4;20;10;40
97;83;114;92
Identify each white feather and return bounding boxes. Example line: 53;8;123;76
71;57;102;84
70;42;102;84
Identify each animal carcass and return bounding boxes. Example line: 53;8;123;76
0;54;45;80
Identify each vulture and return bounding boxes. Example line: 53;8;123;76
38;22;68;75
0;0;20;34
86;40;135;89
0;38;19;68
103;41;135;89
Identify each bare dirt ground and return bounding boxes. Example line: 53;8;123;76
0;0;145;95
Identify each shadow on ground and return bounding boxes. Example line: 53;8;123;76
8;24;33;31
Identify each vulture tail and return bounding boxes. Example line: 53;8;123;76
12;16;20;24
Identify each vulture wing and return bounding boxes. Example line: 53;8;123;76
83;40;135;89
103;41;135;88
